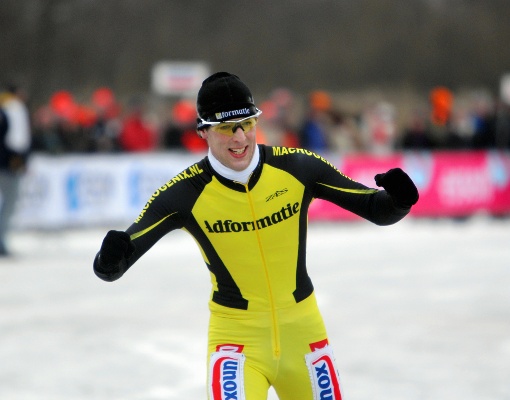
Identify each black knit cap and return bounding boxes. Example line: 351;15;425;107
196;72;258;129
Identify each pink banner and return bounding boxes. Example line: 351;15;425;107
308;151;510;220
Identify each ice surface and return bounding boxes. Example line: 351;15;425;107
1;216;509;399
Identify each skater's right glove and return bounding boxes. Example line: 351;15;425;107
94;230;135;281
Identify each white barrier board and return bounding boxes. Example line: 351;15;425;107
12;152;204;229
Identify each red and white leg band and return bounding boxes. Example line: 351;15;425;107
209;346;246;400
305;345;343;400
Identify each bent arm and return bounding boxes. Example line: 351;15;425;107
310;158;414;225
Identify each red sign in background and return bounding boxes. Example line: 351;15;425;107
308;151;510;221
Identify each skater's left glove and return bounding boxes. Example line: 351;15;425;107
374;168;419;208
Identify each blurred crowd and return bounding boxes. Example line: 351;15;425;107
1;82;510;256
16;85;510;156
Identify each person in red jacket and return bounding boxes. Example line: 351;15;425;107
118;99;156;152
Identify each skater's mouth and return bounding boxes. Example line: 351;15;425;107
229;146;248;156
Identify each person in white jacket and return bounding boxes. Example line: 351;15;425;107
0;84;31;256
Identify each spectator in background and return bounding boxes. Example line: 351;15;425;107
118;97;157;152
299;90;362;154
399;109;434;150
162;99;192;150
90;109;122;153
258;88;300;147
0;84;32;256
162;99;208;153
428;86;465;149
89;87;122;152
471;93;497;149
360;101;397;154
31;104;64;153
450;104;477;148
299;90;332;152
495;100;510;149
44;90;93;153
329;110;364;154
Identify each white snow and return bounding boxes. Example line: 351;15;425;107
1;216;509;399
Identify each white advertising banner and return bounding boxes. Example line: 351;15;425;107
151;61;210;96
12;152;204;230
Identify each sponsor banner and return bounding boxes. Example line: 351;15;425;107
410;151;510;216
11;151;510;229
151;61;210;96
309;151;510;220
12;152;204;229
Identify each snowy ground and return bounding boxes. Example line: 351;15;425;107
1;216;509;400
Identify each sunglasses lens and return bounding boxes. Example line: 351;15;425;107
210;117;258;135
239;118;257;131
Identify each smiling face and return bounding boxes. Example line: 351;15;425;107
199;123;257;171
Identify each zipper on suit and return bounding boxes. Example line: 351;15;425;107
244;183;281;359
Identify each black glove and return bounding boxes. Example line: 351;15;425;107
374;168;419;207
98;230;135;269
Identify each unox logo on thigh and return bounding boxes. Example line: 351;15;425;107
209;346;246;400
305;345;342;400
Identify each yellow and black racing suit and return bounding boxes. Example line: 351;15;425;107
94;145;411;400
